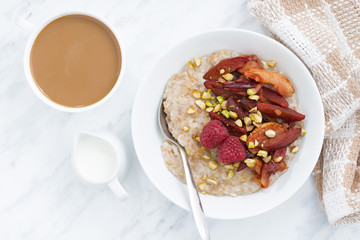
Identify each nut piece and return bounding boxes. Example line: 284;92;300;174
194;57;202;67
216;96;225;104
233;162;240;168
186;150;191;155
208;160;218;170
235;119;243;127
254;139;259;147
240;134;247;142
222;73;234;81
267;61;277;68
229;111;238;119
198;182;206;191
192;89;200;98
257;150;268;158
219;69;225;74
195;136;200;141
249;106;258;113
301;128;307;136
263;155;272;163
244;117;252;126
249;95;260;101
201;91;211;99
290;146;300;153
205;101;213;107
227;170;234;180
188;61;194;69
247;88;256;96
221;100;228;109
186;107;196;114
206;107;214;112
249;113;262;123
248;142;255;148
246;125;254;132
195;99;206;110
274;156;283;162
221;110;230;118
213;104;221;113
265;129;276;138
244;158;256;168
206;178;217;185
224;164;234;170
202;155;210;160
183;126;190;132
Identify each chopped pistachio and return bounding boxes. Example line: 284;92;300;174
233;162;240;168
249;113;262;123
194;57;202;67
201;91;211;99
224;164;234;170
235;119;243;127
253;122;262;128
248;142;255;148
186;150;191;155
265;129;276;138
274;156;283;162
247;88;256;96
213;104;221;113
257;150;268;158
210;96;215;100
244;117;252;126
208;160;218;170
195;99;206;110
221;100;228;109
267;61;277;68
290;146;300;153
186;107;196;114
188;61;194;69
244;159;256;168
227;170;234;180
301;128;307;136
216;96;225;104
240;134;247;142
254;139;259;147
202;174;207;180
222;73;233;81
229;111;238;119
221;110;230;118
192;89;200;98
206;107;214;112
195;136;200;142
202;155;210;160
219;69;225;74
246;125;254;132
183;126;190;132
206;178;217;185
249;106;258;113
198;182;206;191
249;95;260;101
263;156;272;163
205;101;213;107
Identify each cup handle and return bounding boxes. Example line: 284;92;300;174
108;178;129;200
17;17;35;32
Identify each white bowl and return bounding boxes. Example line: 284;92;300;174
131;29;324;219
23;12;126;112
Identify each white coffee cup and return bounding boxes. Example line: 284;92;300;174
73;131;129;200
22;12;126;112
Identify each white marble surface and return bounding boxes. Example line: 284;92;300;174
0;0;359;239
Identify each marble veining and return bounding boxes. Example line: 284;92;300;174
0;0;359;239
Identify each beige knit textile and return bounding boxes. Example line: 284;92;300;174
248;0;360;226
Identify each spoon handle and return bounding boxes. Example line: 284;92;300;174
178;145;211;240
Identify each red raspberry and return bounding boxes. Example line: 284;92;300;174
200;120;228;149
218;136;246;165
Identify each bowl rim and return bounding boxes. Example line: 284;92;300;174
131;28;325;219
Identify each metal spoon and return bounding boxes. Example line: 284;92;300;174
158;98;210;240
